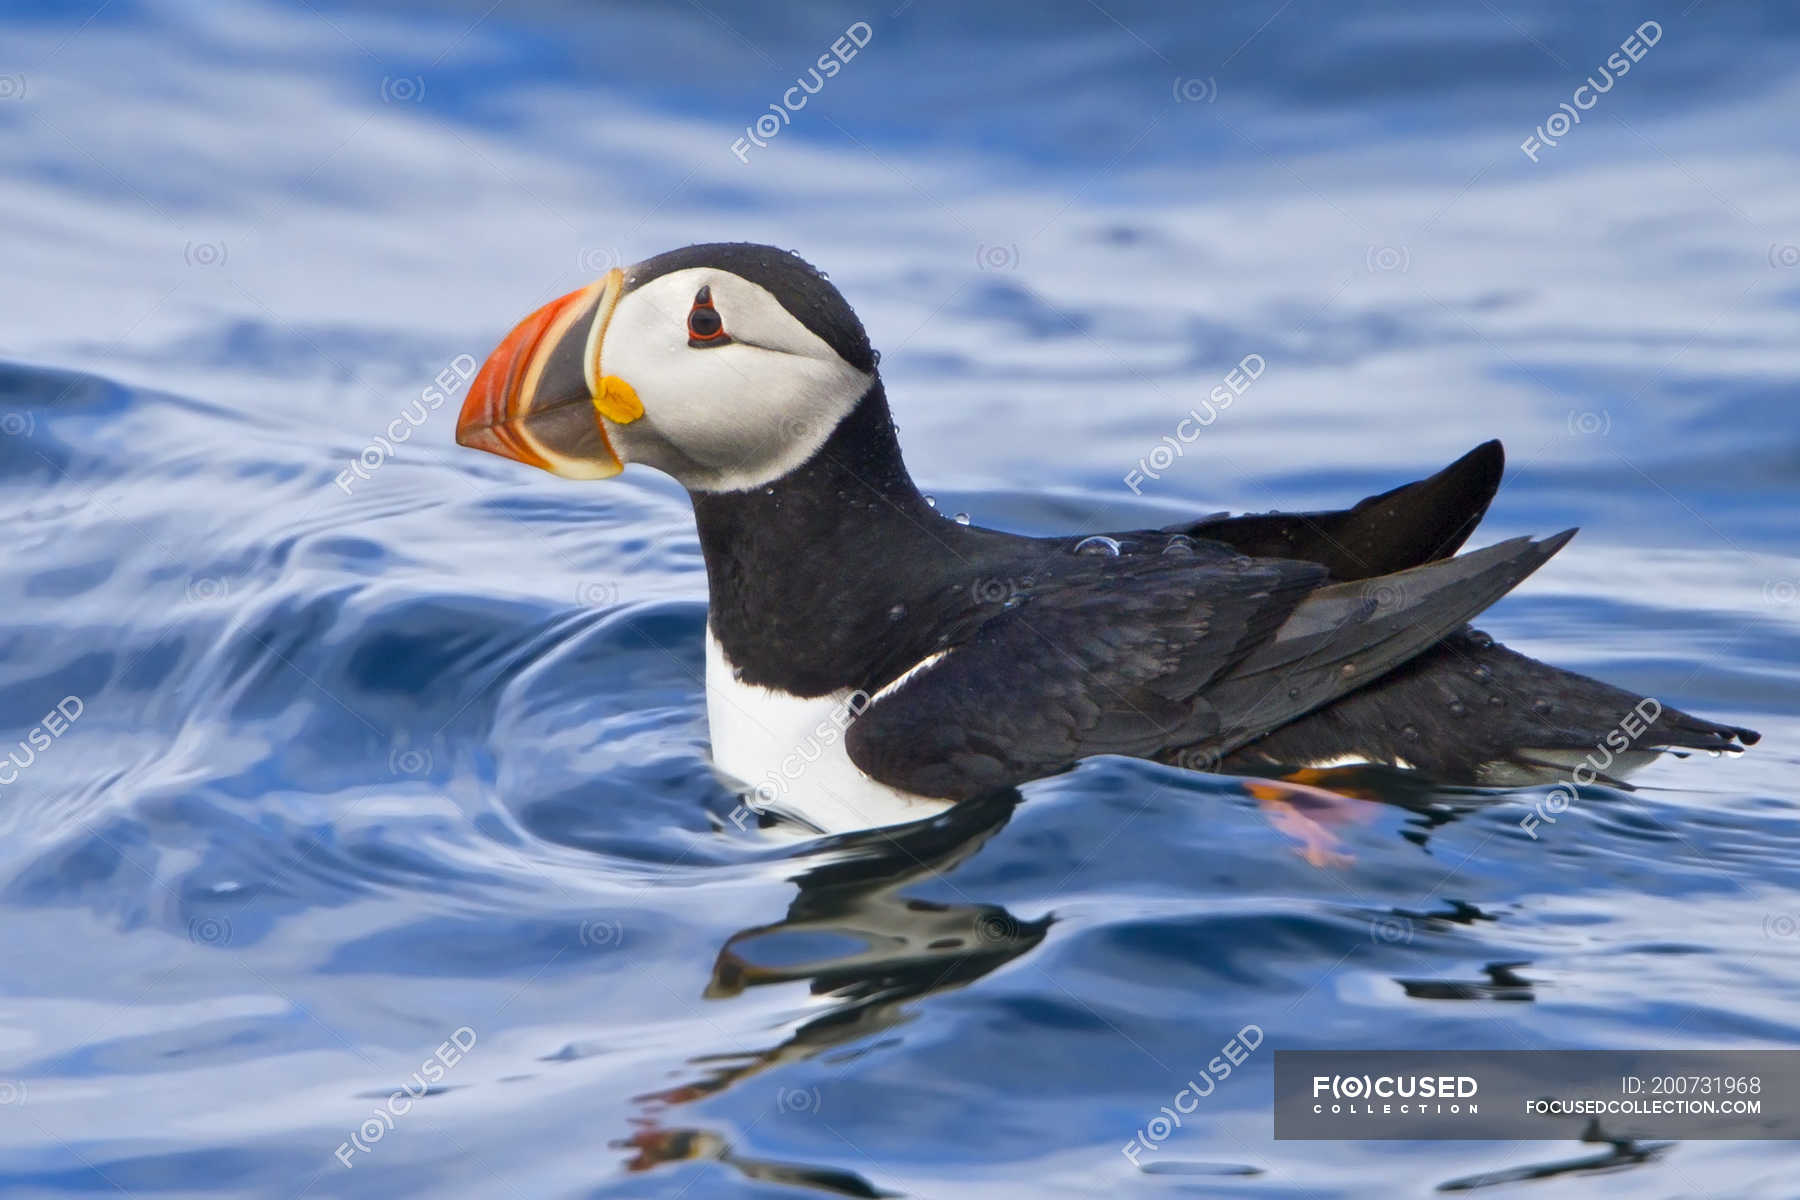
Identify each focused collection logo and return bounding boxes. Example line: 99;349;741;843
1311;1072;1480;1117
1276;1050;1796;1140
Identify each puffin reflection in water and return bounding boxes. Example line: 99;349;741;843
457;243;1758;837
611;794;1036;1196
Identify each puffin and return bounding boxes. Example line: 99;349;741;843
455;243;1759;835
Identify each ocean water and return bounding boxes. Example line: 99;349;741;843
2;1;1799;1196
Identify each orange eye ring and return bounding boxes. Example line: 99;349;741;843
687;285;729;346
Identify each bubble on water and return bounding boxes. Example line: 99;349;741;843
924;495;937;509
1468;631;1494;649
1471;664;1492;683
1073;535;1121;557
887;604;906;621
952;512;971;525
1489;695;1505;707
1447;700;1468;717
1532;699;1554;716
1287;686;1301;699
1401;724;1421;742
1163;534;1198;557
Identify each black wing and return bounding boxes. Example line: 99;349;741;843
1179;440;1505;580
846;531;1572;800
844;555;1328;800
1171;532;1573;762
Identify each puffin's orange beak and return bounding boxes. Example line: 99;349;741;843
456;267;643;479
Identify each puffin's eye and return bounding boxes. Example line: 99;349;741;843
687;286;728;346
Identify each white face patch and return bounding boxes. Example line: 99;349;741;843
597;266;874;492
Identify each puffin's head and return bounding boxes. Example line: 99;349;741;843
456;243;877;493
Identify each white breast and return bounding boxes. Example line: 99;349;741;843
704;627;953;835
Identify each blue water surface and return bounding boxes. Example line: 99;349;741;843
2;1;1799;1196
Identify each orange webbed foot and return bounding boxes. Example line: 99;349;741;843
1246;772;1381;867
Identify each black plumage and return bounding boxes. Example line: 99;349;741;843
1220;628;1760;786
1186;438;1504;579
639;246;1759;802
687;384;1755;801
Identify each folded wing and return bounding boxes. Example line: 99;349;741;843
1182;439;1506;580
846;529;1573;800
